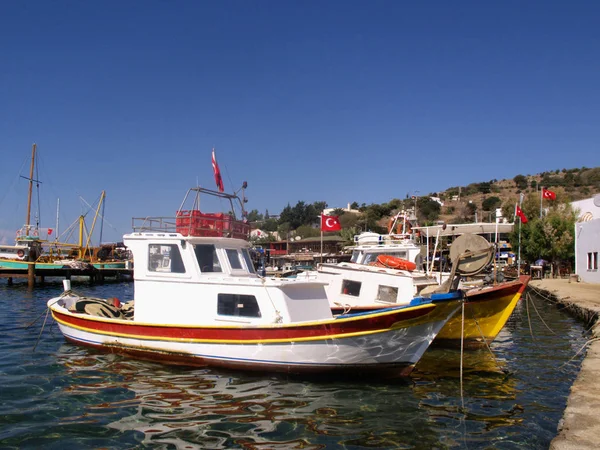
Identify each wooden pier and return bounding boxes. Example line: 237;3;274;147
0;266;133;285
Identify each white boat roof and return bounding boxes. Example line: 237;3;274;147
413;222;514;238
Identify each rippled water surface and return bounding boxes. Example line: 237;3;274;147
0;281;590;449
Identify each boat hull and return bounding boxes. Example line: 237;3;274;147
433;275;530;348
49;300;459;376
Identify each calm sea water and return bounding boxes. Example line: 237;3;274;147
0;280;589;449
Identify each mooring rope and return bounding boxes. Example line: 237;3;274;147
557;336;600;372
472;316;509;375
527;291;558;335
525;294;536;341
32;307;50;352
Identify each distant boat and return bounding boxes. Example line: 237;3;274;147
0;144;46;269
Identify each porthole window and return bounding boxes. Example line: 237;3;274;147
377;285;398;303
341;279;361;297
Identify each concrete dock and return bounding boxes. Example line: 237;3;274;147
529;278;600;450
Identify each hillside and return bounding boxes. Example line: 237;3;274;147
428;166;600;224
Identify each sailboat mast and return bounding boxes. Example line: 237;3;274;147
56;198;60;241
25;143;37;232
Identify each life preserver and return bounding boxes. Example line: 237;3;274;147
16;229;21;238
377;255;417;271
17;250;25;258
33;229;39;237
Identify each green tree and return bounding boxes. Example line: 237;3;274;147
477;182;491;194
340;226;359;244
339;212;359;230
482;196;502;212
295;224;321;239
262;218;279;232
417;198;441;222
511;201;576;265
513;175;528;190
246;209;263;223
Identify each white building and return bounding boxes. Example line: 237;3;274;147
573;195;600;283
323;203;360;216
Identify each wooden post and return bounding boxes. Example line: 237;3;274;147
28;260;35;288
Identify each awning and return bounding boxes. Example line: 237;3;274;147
413;222;514;238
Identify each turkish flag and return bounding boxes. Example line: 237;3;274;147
47;228;53;235
542;188;556;200
321;214;341;232
212;149;224;192
516;206;528;224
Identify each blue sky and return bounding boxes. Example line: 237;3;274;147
1;1;599;244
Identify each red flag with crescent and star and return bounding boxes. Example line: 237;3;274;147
212;149;224;193
321;214;342;232
542;188;556;200
516;206;528;224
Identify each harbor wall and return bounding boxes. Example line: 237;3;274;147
529;279;600;450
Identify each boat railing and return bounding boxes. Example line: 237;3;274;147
131;185;251;239
132;213;250;240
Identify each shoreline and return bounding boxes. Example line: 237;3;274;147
529;279;600;450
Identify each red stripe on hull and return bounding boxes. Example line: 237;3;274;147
465;275;530;303
52;303;437;342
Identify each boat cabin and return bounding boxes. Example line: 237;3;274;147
123;232;332;326
350;232;424;268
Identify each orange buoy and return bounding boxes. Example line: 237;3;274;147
376;255;417;271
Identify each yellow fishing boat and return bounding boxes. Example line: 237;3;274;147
434;275;530;348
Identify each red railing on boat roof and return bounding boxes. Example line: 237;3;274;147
131;186;251;239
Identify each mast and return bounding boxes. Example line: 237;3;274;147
25;143;36;234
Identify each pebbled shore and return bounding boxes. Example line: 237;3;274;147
529;279;600;450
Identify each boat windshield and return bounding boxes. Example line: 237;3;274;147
359;251;409;265
241;248;256;274
194;244;223;273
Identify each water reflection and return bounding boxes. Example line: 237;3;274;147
55;347;455;448
0;284;590;449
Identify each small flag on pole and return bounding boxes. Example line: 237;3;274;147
516;205;528;224
542;188;556;200
321;214;341;232
211;149;224;192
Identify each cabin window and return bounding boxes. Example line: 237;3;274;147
341;279;361;297
148;244;186;273
194;244;222;273
217;294;261;318
377;285;398;303
350;250;360;263
226;249;243;270
241;248;257;274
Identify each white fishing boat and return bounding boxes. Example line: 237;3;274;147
306;217;529;348
47;185;462;376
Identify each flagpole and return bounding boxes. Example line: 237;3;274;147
518;215;522;275
516;194;524;275
320;230;323;264
540;187;543;219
